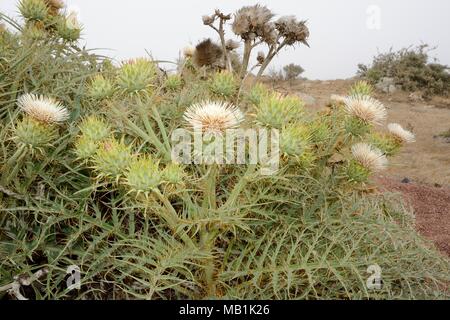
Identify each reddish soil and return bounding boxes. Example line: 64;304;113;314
377;177;450;256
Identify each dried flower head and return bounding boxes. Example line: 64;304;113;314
351;143;388;173
257;51;265;64
202;14;215;25
275;16;310;46
184;101;244;135
193;39;224;68
45;0;64;15
225;39;240;51
232;5;274;41
17;93;69;124
344;95;387;125
387;123;416;143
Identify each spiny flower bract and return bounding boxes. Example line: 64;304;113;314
256;93;304;129
92;139;133;181
14;116;57;149
125;156;162;196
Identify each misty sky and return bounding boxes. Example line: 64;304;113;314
1;0;449;79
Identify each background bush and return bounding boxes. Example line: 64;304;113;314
358;45;450;97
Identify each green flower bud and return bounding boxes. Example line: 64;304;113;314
125;156;162;196
370;132;400;156
349;80;374;97
256;93;304;129
345;116;371;138
162;163;185;185
246;83;268;107
117;58;157;94
164;74;183;91
280;126;309;157
88;75;115;100
15;116;57;149
346;160;371;183
56;13;82;42
79;116;110;142
75;136;98;160
93;139;132;181
19;0;48;22
209;71;238;98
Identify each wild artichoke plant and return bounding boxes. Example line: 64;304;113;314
0;3;448;301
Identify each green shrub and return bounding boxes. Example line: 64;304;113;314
358;45;450;97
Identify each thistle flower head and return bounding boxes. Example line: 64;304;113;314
184;101;244;135
344;95;387;125
88;74;115;100
202;14;215;25
164;74;183;91
349;80;374;97
183;46;195;58
232;5;274;41
117;58;157;94
45;0;64;16
19;0;49;21
17;93;69;124
256;93;304;129
209;71;238;98
257;51;265;64
225;39;240;51
92;139;133;181
163;163;185;185
387;123;416;143
351;143;387;173
125;156;162;196
330;94;347;105
280;126;310;157
74;135;98;160
79;116;110;142
193;39;223;68
275;16;309;46
56;11;82;42
15;117;57;149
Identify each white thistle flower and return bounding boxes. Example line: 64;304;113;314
17;93;69;124
344;95;387;125
351;143;388;172
183;46;195;58
184;101;244;135
330;94;347;104
387;123;416;143
66;11;81;30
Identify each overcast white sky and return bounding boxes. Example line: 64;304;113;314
1;0;449;79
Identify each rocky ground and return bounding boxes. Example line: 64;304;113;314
268;78;450;256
